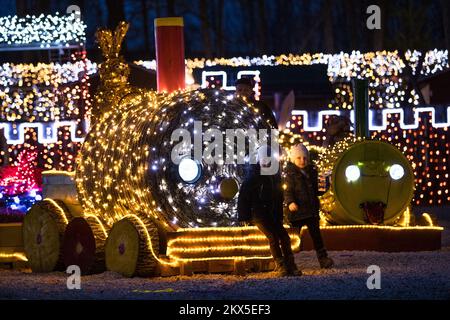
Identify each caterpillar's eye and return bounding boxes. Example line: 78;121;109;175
345;165;360;182
389;164;404;180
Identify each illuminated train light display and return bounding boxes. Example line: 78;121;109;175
11;20;443;279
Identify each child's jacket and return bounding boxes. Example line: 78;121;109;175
283;162;320;222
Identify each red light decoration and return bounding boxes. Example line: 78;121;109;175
0;150;41;196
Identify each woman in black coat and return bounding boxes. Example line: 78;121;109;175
284;144;334;269
237;146;300;276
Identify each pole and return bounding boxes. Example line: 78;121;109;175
353;78;369;138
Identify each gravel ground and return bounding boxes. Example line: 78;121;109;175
1;216;449;300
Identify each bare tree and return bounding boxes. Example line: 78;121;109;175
256;0;268;54
199;0;212;57
372;0;387;51
322;0;334;53
141;0;150;54
441;0;450;54
214;0;225;57
167;0;176;16
106;0;126;29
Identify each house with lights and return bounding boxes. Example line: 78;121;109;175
0;13;94;215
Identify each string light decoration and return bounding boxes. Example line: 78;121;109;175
136;49;449;109
0;149;43;213
314;224;443;231
0;13;86;47
136;51;449;208
91;22;132;122
0;150;39;194
167;225;300;262
76;89;272;230
0;252;28;261
0;60;92;169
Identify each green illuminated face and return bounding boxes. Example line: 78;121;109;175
332;141;414;224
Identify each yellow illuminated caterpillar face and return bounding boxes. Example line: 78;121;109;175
332;140;414;225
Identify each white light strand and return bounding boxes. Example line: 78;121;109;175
0;120;85;145
291;106;450;131
0;13;86;47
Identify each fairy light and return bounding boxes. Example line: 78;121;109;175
0;150;39;195
166;226;300;262
0;12;93;170
84;214;108;238
123;214;178;267
0;252;28;261
136;49;449;110
0;121;85;145
201;70;261;100
43;198;69;224
0;13;86;47
135;52;449;208
318;225;443;231
421;213;434;226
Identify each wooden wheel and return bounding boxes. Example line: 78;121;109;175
105;216;159;277
62;216;107;274
22;199;70;272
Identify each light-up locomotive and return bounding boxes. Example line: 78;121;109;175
21;22;437;278
22;22;299;277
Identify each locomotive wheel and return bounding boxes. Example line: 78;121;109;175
23;199;70;272
62;217;107;274
105;216;159;277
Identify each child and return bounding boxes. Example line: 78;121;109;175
284;143;334;269
237;145;300;276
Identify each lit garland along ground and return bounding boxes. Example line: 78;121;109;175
76;88;273;230
0;252;28;261
166;226;300;262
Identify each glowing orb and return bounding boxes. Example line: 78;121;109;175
389;164;404;180
178;158;202;183
345;165;360;182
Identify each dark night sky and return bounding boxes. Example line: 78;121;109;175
1;0;449;62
